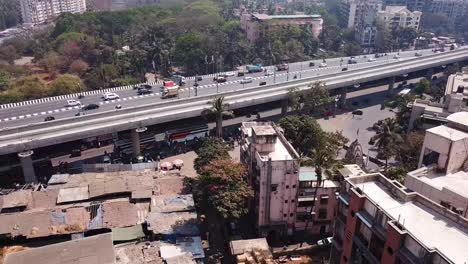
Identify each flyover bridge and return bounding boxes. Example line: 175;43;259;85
3;47;468;182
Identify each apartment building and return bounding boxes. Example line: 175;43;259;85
377;6;422;30
339;0;382;51
240;13;323;42
408;68;468;130
295;167;340;235
405;111;468;217
19;0;86;25
240;122;340;237
240;122;301;237
330;171;468;264
383;0;426;11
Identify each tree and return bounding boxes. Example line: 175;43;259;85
372;118;403;170
375;20;393;53
194;159;253;220
391;27;418;50
302;82;335;114
0;45;19;64
40;51;66;78
415;79;430;94
69;59;89;76
0;69;11;91
49;74;86;96
279;115;324;157
397;131;424;167
343;42;362;56
194;137;231;173
11;76;49;100
202;96;228;138
319;24;342;51
173;32;206;75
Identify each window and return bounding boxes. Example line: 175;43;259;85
271;184;278;192
291;199;295;203
290;213;294;217
320;195;329;205
286;185;289;189
283;213;287;218
284;200;288;203
299;181;312;188
298;200;314;207
440;201;450;209
292;184;296;188
318;208;327;219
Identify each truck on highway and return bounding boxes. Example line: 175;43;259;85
161;81;179;99
246;64;263;73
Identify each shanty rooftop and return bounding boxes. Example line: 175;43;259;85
3;233;115;264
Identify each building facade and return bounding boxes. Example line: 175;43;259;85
408;68;468;130
406;112;468;217
19;0;86;25
240;122;340;237
295;167;340;235
330;172;468;264
240;13;323;42
377;6;422;30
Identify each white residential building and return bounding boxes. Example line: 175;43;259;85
377;5;422;30
406;112;468;218
20;0;86;25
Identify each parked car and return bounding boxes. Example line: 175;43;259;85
83;103;100;111
66;99;81;107
265;70;274;76
415;52;423;57
319;62;327;67
342;67;348;71
103;92;119;100
367;57;376;62
44;116;55;121
240;77;253;84
309;62;315;67
259;81;267;86
196;76;203;81
393;54;401;59
317;237;333;246
237;72;245;77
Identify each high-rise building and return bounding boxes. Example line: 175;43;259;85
383;0;426;11
19;0;86;25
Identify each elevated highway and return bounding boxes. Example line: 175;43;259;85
2;47;468;182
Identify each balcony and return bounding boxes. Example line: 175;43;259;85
398;247;423;264
338;192;349;206
352;235;381;264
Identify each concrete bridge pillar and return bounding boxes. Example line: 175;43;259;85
131;127;147;158
281;99;288;116
387;76;395;97
426;68;434;80
339;87;348;108
18;150;36;183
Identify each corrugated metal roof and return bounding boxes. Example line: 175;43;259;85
112;224;145;241
151;194;195;213
3;233;115;264
57;187;89;204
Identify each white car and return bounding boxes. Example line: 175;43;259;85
393;54;401;59
319;62;327;68
367;57;376;62
317;237;333;246
240;77;253;84
66;99;81;107
103;92;120;100
265;70;274;76
224;71;236;77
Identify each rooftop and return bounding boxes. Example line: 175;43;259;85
349;175;468;263
252;125;276;136
151;194;195;213
447;111;468;129
252;13;321;20
427;124;468;141
299;167;317;181
3;233;115;264
408;167;468;199
146;212;199;236
338;164;367;178
230;238;270;255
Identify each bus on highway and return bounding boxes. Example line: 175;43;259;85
165;124;209;143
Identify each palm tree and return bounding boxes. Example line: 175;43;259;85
372;118;403;170
204;96;228;138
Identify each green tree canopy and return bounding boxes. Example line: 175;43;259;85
50;74;86;96
194;159;253;220
194;137;231;173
